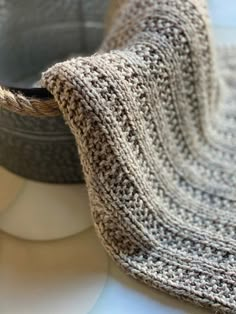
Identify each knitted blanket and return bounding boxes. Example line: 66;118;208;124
42;0;236;312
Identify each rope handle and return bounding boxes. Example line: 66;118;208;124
0;85;60;117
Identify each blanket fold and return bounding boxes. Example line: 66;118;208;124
42;0;236;312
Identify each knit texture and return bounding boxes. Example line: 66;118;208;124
42;0;236;312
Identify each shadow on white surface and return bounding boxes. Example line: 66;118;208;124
0;229;108;314
0;167;92;241
90;259;211;314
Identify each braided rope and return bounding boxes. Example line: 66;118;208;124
0;85;60;117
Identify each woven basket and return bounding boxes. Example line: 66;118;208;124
0;0;111;183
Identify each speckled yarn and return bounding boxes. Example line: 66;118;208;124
42;0;236;312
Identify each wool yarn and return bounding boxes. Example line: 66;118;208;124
42;0;236;312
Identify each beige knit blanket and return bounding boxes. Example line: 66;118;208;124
42;0;236;312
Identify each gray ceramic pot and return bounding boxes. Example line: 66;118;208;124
0;0;110;183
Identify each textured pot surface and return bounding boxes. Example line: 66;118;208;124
0;109;84;183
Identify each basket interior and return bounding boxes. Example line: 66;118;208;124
0;0;110;88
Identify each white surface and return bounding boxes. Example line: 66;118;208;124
0;228;211;314
0;229;108;314
0;167;92;240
